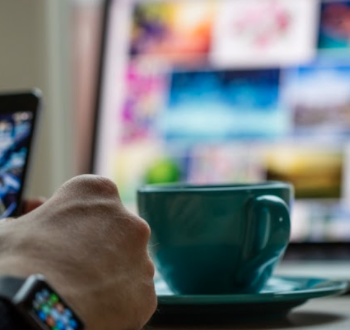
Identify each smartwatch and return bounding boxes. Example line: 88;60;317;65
0;274;84;330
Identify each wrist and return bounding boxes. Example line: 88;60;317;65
0;274;85;330
0;258;95;329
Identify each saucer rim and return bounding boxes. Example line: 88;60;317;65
155;275;348;305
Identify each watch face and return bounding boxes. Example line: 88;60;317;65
21;278;84;330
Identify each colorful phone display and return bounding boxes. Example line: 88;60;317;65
0;91;40;218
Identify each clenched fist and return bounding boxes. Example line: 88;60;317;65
0;175;157;330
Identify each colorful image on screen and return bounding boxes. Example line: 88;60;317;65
265;145;343;199
163;68;287;142
318;1;350;51
186;144;265;184
130;0;216;63
121;60;169;144
211;0;316;66
283;60;350;135
114;143;186;202
0;111;33;218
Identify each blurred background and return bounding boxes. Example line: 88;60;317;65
2;0;350;245
0;0;102;197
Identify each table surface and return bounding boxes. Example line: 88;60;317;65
150;295;350;330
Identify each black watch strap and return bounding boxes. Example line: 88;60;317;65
0;276;25;302
0;274;84;330
0;276;29;330
0;297;29;330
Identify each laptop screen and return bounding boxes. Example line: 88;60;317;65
93;0;350;244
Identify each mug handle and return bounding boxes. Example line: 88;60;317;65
236;195;291;290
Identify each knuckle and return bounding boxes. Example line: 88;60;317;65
58;175;120;200
146;257;156;279
94;176;120;197
133;218;151;244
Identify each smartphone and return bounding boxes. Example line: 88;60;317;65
0;90;42;218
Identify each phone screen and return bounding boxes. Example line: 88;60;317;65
0;110;35;218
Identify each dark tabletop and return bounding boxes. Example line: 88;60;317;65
149;296;350;330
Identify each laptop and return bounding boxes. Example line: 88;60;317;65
91;0;350;282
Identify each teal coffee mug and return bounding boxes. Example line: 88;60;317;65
137;182;292;294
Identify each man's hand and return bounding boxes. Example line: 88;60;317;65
21;197;46;214
0;175;157;330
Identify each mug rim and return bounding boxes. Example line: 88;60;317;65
137;181;292;193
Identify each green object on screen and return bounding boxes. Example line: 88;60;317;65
145;159;181;184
